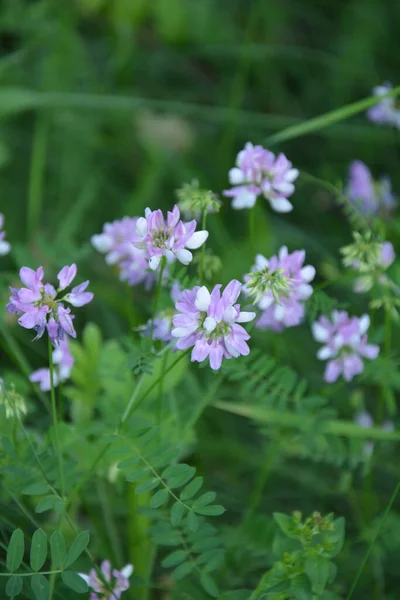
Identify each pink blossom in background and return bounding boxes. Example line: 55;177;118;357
0;213;11;255
140;282;182;343
367;82;400;128
79;560;133;600
30;339;74;391
347;161;397;215
355;410;394;457
245;248;315;331
91;217;154;287
353;241;396;293
171;280;255;370
134;205;208;270
6;264;93;345
223;142;299;212
312;311;379;383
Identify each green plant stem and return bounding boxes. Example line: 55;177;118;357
48;337;65;498
242;443;280;526
27;114;48;240
376;306;392;426
149;257;166;347
97;480;124;567
199;208;208;283
249;207;256;250
345;479;400;600
157;349;169;427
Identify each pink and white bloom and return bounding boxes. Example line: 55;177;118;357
312;311;379;383
0;213;11;255
245;248;315;331
79;560;133;600
171;280;255;370
6;264;93;345
367;83;400;128
355;410;394;457
347;161;396;216
135;205;208;270
30;339;74;391
223;143;299;212
91;217;153;287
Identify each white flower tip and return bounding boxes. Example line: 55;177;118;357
203;316;217;333
237;311;256;323
359;314;370;334
185;230;209;250
301;265;316;282
228;167;245;184
195;286;211;311
312;322;330;342
136;217;148;237
269;197;293;213
176;248;193;265
121;564;134;578
91;234;111;253
149;255;161;271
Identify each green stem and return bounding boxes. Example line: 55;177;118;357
249;207;256;250
97;480;124;567
27;114;48;240
149;257;166;347
199;208;208;283
345;479;400;600
376;306;392;425
48;337;65;498
242;443;280;526
157;349;169;428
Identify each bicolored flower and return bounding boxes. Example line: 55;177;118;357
0;213;11;255
245;248;315;332
312;311;379;383
6;264;93;344
30;339;74;391
367;82;400;128
223;142;299;212
135;205;208;270
79;560;133;600
171;280;255;370
91;217;152;287
347;161;396;216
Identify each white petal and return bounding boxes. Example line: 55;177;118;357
274;182;294;195
186;230;209;249
77;574;90;584
269;197;293;213
171;326;195;338
300;265;316;282
203;316;217;333
136;217;148;237
237;311;256;323
195;287;211;311
255;254;269;269
223;305;237;323
121;564;134;578
149;255;161;270
285;168;299;183
279;246;288;259
91;234;112;253
311;323;330;342
144;207;152;218
0;240;11;255
274;304;285;321
359;314;370;334
231;190;257;210
176;248;193;265
298;283;313;298
229;167;245;184
317;346;335;360
258;295;274;310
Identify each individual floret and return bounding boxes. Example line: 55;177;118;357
0;213;11;255
367;82;400;128
347;161;396;216
79;560;133;600
30;339;74;391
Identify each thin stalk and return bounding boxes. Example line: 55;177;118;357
249;207;256;250
97;480;124;567
242;443;280;526
48;337;65;498
376;306;391;426
27;114;48;240
157;349;169;427
199;208;208;283
149;257;166;347
345;479;400;600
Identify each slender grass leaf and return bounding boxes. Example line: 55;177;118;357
30;529;47;572
180;477;203;501
150;489;169;508
171;501;186;526
171;561;194;580
6;575;23;597
7;529;24;572
50;532;67;570
66;531;90;567
161;550;187;568
61;571;88;593
31;574;50;600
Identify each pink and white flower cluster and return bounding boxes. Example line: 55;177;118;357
135;205;208;270
79;560;133;600
91;217;152;287
224;142;299;213
347;161;396;216
245;248;315;331
6;264;93;345
312;311;379;382
30;339;74;391
0;213;11;256
367;83;400;128
171;280;255;370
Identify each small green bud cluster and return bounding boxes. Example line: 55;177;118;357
0;379;27;420
176;179;221;220
340;231;381;273
244;266;291;304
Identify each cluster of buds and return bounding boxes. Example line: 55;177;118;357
0;379;27;420
176;179;221;221
244;262;292;305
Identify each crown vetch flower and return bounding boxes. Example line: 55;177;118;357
367;82;400;128
347;161;396;215
30;339;74;391
171;280;255;370
135;205;208;270
223;142;299;212
91;217;153;287
6;264;93;344
79;560;133;600
0;213;11;256
245;248;315;332
312;311;379;383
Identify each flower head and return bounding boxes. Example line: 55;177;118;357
91;217;153;287
347;161;397;216
312;311;379;383
30;339;74;391
223;143;299;212
6;265;93;345
351;241;395;293
367;82;400;128
135;205;208;270
171;280;255;370
245;248;315;332
79;560;133;600
0;214;11;256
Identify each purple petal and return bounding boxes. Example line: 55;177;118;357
209;343;224;370
57;264;77;291
324;359;342;383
